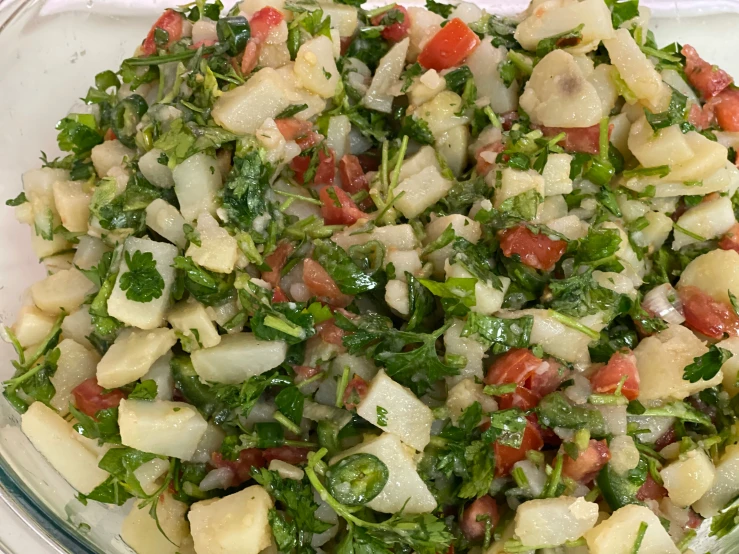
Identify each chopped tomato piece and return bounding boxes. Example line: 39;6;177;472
485;348;543;386
525;360;565;397
262;446;311;465
460;496;499;542
272;286;289;303
688;102;715;130
275;118;313;140
499;111;519;131
343;374;369;410
262;242;294;287
713;89;739;132
590;351;640;401
475;142;504;174
72;378;127;417
303;259;352;307
294;365;321;380
494;419;544;477
340;36;353;56
636;473;667;502
686;510;703;530
103;128;117;141
339;155;369;195
654;427;677;451
682;45;733;99
320;186;367;225
241;40;260;74
562;439;611;482
314;150;336;185
497;386;540;410
540;124;608;155
141;10;184;56
371;5;411;42
418;18;480;71
212;449;265;486
720;223;739;254
679;285;739;339
499;226;567;271
316;319;346;346
249;7;284;43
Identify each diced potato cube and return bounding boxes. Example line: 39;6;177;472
408;69;446;107
30;268;96;315
213;67;291;134
142;352;174;401
584;504;680;554
12;304;56;348
30;231;70;260
417;91;469;138
21;402;109;494
185;212;238;274
678;248;739;306
294;36;340;98
357;370;433;451
121;493;190;554
545;215;590;241
145;199;187;249
139;148;175;189
107;237;179;330
694;444;739;517
73;235;110;271
385;249;422;280
445;262;510;317
631;211;673;252
60;308;94;349
384;279;410;316
189;486;274;554
191;422;226;464
398;146;440;181
446;378;497;423
673;196;736;249
362;38;409;113
425;214;482;277
395;165;453;219
331;433;437;514
133;458;171;496
436;125;469;177
326;115;351;161
634;324;720;401
317;3;358;36
534;194;568;223
407;7;442;61
514;497;599;547
332;223;419;251
495;168;545;208
465;38;518;113
444;318;486;383
240;0;285;17
718;336;739;396
97;328;177;389
168;299;221;350
191;333;288;384
660;448;716;507
542;154;573;196
119;399;208;460
172;153;223;222
22;167;68;206
52;180;92;232
50;339;100;414
90;140;135;177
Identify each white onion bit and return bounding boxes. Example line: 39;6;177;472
199;467;235;491
642;283;685;325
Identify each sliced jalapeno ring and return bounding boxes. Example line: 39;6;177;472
325;453;389;506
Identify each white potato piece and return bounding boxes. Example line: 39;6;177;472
107;237;178;330
332;223;419;251
398;145;440;181
602;222;645;286
678;246;739;307
73;235;109;271
145;199;187;249
693;444;739;517
385;279;410;315
395;165;453;219
409;69;446;107
444;319;486;383
514;497;599;547
593;271;637;300
466;39;519;113
168;299;221;350
139;148;175;188
294;36;340;98
357;370;433;451
331;433;437;514
363;38;409;113
673;196;736;250
542;154;573;196
21;402;109;494
30;231;70;260
52;180;91;232
436;125;469;177
631;211;673;252
624;160;739;198
445;262;510;317
172;153;223;222
60;308;94;350
50;339;99;414
520;50;603;128
189;486;273;554
133;458;171;496
718;337;739;396
121;493;190;554
584;504;680;554
660;448;716;507
446;378;497;423
407;7;442;61
634;324;721;401
495;168;545;208
589;63;619;117
31;268;96;316
417;91;470;138
316;3;357;36
119;399;208;460
327;115;351;161
603;29;670;112
191;422;226;465
212;67;291;134
97;328;177;389
22;167;67;208
610;112;632;156
534;194;568;223
425;214;482;277
191;333;287;384
186;212;238;274
515;0;615;53
12;305;56;348
385;249;422;280
546;215;590;240
90;140;134;178
142;352;175;401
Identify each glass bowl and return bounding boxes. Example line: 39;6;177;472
1;0;739;552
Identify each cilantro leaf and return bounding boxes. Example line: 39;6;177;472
313;239;379;295
56;114;102;155
425;0;456;18
119;250;164;303
400;116;435;145
128;380;158;401
537;392;607;437
222;150;273;232
70;406;121;443
462;312;534;350
607;0;640;27
173;256;235;306
683;345;733;384
419;276;477;318
274;386;305;426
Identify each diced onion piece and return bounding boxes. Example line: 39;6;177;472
642;283;685;325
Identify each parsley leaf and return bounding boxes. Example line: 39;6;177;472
119;250;164;303
313;239;379;295
128;380;158;400
537;392;608;437
535;24;584;58
683;345;733;384
425;0;456;18
462;312;534;350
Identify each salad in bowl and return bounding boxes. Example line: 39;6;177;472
4;0;739;553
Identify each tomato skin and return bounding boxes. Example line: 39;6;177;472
262;242;294;288
540;124;606;155
240;40;260;74
303;259;352;307
494;419;544;477
103;128;117;141
498;386;540;410
679;285;739;339
320;186;367;225
371;6;410;42
590;351;640;401
485;348;543;386
343;374;369;410
688;102;715;130
141;10;184;56
316;319;346;346
682;45;733;99
562;439;611;482
475;142;504;174
339;155;369;195
525;360;565;397
713;89;739;132
272;286;289;303
418;18;480;71
499;226;567;271
636;473;667;502
294;365;320;379
72;378;127;417
292;150;335;185
249;7;284;43
263;446;310;465
212;449;265;485
460;496;499;542
275;118;312;141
